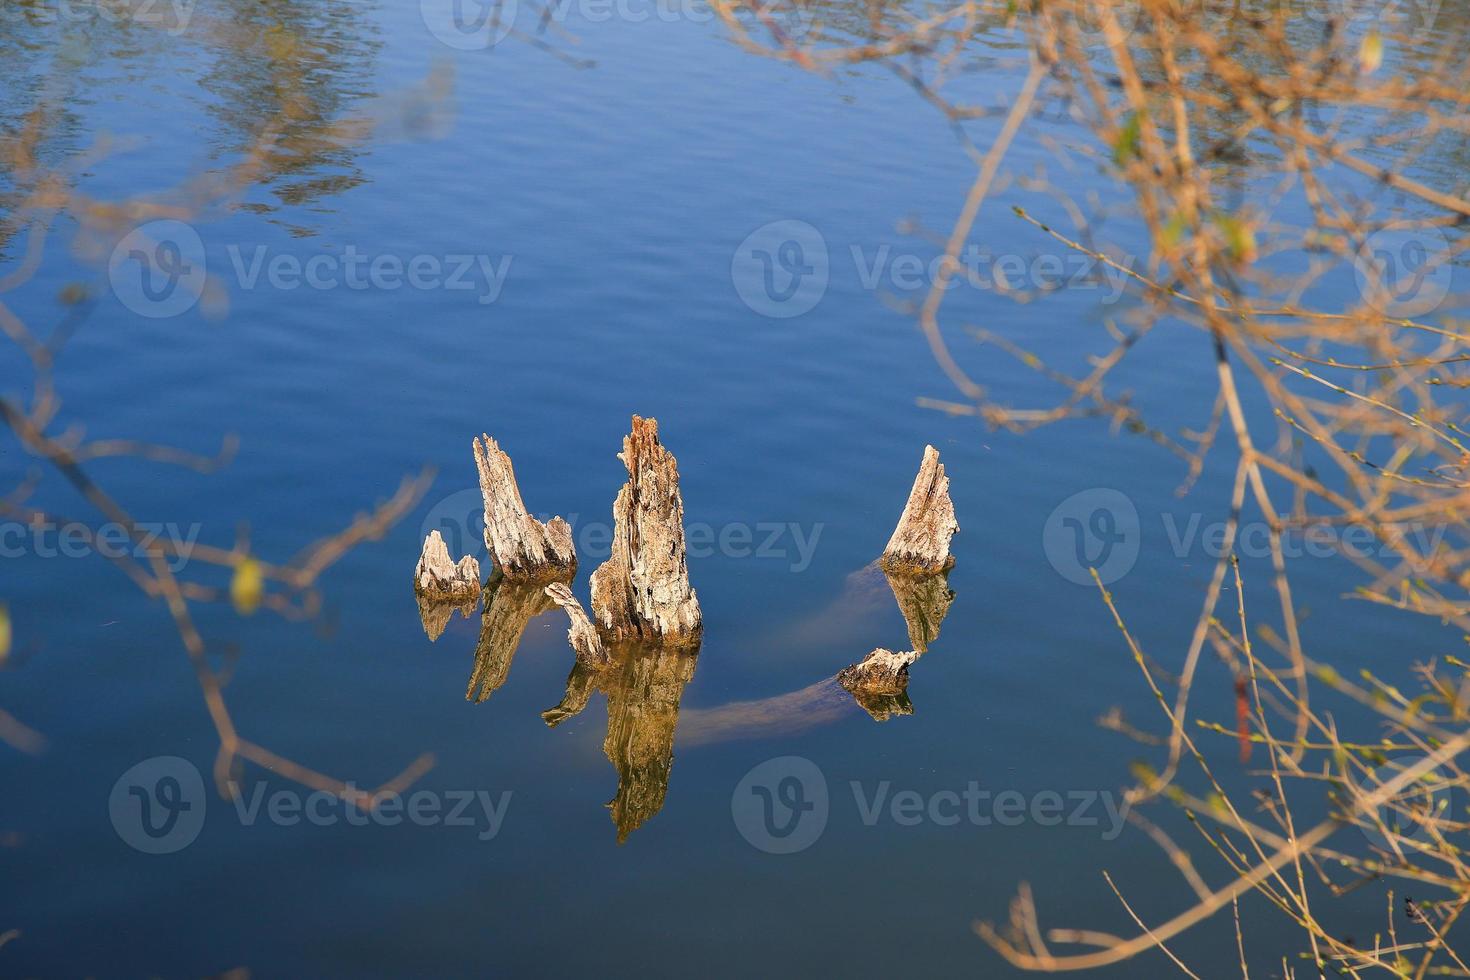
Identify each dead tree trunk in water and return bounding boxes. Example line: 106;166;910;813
474;434;577;581
413;530;482;639
590;416;702;644
837;648;919;721
545;582;608;667
414;529;482;602
880;445;958;574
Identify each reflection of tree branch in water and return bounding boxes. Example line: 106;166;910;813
0;11;454;800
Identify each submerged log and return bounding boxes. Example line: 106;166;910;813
474;434;577;581
414;529;482;602
544;582;608;667
879;445;959;574
837;647;919;721
589;416;702;644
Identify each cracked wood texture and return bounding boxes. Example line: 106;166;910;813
414;529;482;603
544;582;608;667
589;416;702;644
879;445;959;574
474;434;577;581
836;647;919;721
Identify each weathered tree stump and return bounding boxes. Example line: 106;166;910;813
879;445;959;574
589;417;702;644
837;648;919;720
474;434;577;581
414;529;482;603
544;582;608;667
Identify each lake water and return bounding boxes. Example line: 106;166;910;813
0;2;1455;976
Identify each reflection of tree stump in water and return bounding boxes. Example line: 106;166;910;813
416;591;477;642
542;641;699;843
841;683;914;722
838;648;919;721
466;576;559;703
883;568;954;653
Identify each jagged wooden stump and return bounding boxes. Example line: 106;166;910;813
589;416;701;644
837;648;919;721
474;434;577;581
544;582;608;667
879;445;958;574
414;529;482;602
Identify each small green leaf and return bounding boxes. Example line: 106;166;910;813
1161;212;1189;249
1113;111;1142;168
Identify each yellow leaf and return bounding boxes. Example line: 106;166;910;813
231;559;264;616
0;603;10;662
1360;31;1383;74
